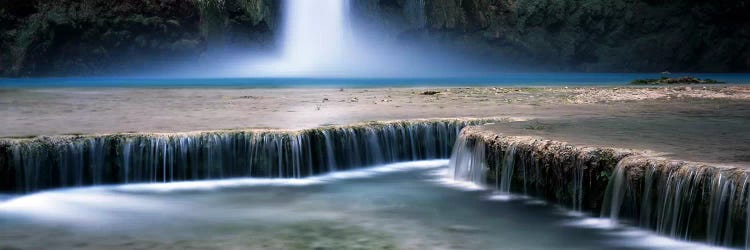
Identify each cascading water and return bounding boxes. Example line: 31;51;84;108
448;135;486;185
448;127;750;248
600;161;630;224
571;155;586;212
281;0;351;72
498;144;516;195
223;0;484;78
0;119;488;193
601;157;750;247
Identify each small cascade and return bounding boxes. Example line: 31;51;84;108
0;119;485;193
408;125;750;248
498;144;516;195
600;160;630;223
448;135;486;185
600;157;750;248
570;154;585;212
450;129;620;209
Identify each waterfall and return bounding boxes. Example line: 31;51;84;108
600;161;629;224
425;127;750;248
498;144;516;195
599;157;750;247
571;156;585;211
448;134;486;185
0;119;487;193
280;0;351;72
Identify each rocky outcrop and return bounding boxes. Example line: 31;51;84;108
0;0;279;76
451;126;750;248
353;0;750;72
630;76;724;85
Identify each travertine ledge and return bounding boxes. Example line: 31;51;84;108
454;126;749;247
0;118;505;193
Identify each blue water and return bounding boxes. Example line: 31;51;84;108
2;73;749;88
0;161;723;249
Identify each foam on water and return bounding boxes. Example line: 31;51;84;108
428;168;485;191
431;171;728;249
0;160;448;223
113;159;448;193
566;216;728;250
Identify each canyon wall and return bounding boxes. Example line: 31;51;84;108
0;0;279;76
2;0;749;76
352;0;750;72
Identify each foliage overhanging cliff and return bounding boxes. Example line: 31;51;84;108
1;0;748;76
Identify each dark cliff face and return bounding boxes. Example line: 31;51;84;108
1;0;748;76
0;0;279;77
353;0;750;72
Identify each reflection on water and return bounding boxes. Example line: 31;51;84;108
0;161;726;249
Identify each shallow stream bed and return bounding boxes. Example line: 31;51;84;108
0;161;721;249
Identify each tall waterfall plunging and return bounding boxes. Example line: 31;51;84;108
234;0;487;78
281;0;351;73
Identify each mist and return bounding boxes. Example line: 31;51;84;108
160;0;503;79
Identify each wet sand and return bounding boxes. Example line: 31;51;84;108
1;85;749;166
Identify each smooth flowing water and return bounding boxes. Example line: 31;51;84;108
281;0;350;72
0;161;723;249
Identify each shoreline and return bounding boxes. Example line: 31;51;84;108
2;73;750;88
2;85;749;166
1;85;749;136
